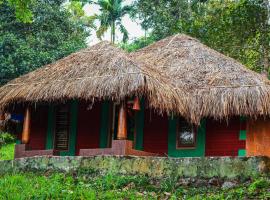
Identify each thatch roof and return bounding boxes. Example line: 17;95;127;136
0;42;179;113
131;34;270;123
2;34;270;124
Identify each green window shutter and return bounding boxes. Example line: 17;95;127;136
60;100;78;156
99;101;110;148
238;149;246;157
134;99;145;150
46;105;54;150
239;130;247;140
168;117;206;157
69;100;78;156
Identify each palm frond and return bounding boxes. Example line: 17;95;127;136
118;23;129;43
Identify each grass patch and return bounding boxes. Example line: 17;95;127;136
0;172;269;199
0;143;15;161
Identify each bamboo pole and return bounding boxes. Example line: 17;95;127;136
117;102;127;140
22;107;31;144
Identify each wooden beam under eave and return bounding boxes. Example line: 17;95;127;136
117;102;127;140
22;107;31;144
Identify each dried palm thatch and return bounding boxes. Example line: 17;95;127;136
131;34;270;124
0;42;180;114
2;35;270;124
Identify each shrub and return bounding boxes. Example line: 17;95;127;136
0;132;15;147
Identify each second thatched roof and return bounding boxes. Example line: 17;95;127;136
131;34;270;123
0;42;180;114
1;34;270;124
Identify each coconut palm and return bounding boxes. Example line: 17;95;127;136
93;0;131;44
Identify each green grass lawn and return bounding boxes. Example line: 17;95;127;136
0;143;269;199
0;172;269;200
0;143;15;161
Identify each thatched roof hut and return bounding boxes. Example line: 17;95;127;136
131;34;270;124
2;34;270;124
0;42;179;113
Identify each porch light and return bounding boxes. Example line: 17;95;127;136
132;96;140;111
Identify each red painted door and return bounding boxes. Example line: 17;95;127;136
205;117;245;156
143;110;168;155
29;106;48;150
76;102;102;155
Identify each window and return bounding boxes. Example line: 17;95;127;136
176;118;197;148
54;104;70;151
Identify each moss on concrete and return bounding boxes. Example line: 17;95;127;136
0;156;269;179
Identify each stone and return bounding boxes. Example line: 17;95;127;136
222;181;238;189
194;179;208;187
177;178;192;186
208;178;220;186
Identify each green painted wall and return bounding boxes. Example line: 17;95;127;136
46;105;54;150
168;117;206;157
99;101;110;148
239;130;247;140
60;100;78;156
134;99;145;150
238;149;246;157
238;116;247;156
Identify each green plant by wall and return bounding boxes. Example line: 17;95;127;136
0;132;15;147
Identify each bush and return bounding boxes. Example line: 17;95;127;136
0;132;15;147
0;173;269;199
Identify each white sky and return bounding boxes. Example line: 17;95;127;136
83;0;144;45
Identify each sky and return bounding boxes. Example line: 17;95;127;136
83;0;144;45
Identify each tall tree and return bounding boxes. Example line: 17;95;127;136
93;0;131;44
261;0;270;77
0;0;33;23
0;0;90;85
133;0;270;75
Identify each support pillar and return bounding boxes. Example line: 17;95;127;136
117;102;127;140
22;107;31;144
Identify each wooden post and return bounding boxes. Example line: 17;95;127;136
117;102;127;140
22;107;31;144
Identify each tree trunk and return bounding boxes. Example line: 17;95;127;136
110;20;116;44
261;0;270;78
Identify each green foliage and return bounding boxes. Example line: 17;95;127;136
0;0;89;85
120;35;155;52
0;0;33;23
93;0;132;43
0;132;15;146
66;1;96;30
133;0;270;74
0;172;269;199
0;143;15;160
248;178;270;192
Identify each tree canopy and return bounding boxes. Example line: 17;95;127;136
132;0;270;75
1;0;269;78
94;0;132;43
0;0;90;85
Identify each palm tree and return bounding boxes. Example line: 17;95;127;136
93;0;131;44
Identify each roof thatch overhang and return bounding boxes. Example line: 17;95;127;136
131;34;270;124
0;42;179;115
2;35;270;125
